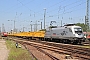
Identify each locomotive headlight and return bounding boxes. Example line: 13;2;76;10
74;34;78;37
78;34;83;38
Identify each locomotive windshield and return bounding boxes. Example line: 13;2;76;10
74;28;82;34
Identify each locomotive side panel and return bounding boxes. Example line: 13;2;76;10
44;27;75;39
51;28;74;39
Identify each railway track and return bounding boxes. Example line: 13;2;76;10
14;39;60;60
36;47;60;60
8;37;90;60
30;40;90;60
25;41;90;60
21;42;60;60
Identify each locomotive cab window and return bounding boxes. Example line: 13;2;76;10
74;28;82;34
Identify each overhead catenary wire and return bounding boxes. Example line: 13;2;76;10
2;0;35;14
1;0;86;19
0;0;87;31
46;1;86;18
47;0;82;13
32;0;85;21
9;0;85;22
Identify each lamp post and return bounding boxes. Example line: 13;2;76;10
41;22;42;29
36;20;40;31
30;24;32;32
14;20;15;32
30;21;32;32
44;8;46;29
23;27;25;32
8;20;15;32
40;19;43;30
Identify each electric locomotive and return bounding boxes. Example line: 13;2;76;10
44;24;85;44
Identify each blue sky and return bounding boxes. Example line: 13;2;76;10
0;0;90;32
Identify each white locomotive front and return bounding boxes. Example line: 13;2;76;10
44;24;85;44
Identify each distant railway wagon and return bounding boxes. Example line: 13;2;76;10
8;24;85;44
83;32;90;41
1;32;8;37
